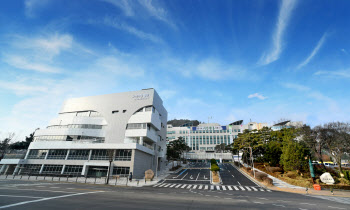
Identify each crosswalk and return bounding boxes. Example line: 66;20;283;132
153;183;271;192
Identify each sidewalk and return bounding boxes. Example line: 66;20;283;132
238;164;350;198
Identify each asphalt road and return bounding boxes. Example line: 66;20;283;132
0;179;348;209
219;163;258;186
163;162;211;184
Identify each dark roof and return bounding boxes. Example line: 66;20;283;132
229;120;243;125
273;120;290;126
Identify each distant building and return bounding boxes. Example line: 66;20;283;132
0;89;167;178
167;121;268;151
271;120;303;131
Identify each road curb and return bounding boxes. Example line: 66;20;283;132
230;163;265;189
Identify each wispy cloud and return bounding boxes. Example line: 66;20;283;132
281;82;310;91
248;93;267;100
24;0;50;18
259;0;297;65
94;56;144;77
0;80;49;95
101;0;134;16
297;33;328;69
103;16;164;43
314;70;350;78
138;0;176;29
3;55;61;73
341;49;348;54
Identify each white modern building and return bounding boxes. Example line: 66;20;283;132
167;121;268;161
0;88;167;179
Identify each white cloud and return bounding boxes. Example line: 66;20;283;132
3;55;62;73
24;0;50;18
101;0;134;16
0;80;49;95
341;49;348;54
259;0;297;65
138;0;176;29
297;33;327;69
314;70;350;78
103;16;164;43
248;93;267;100
281;82;310;91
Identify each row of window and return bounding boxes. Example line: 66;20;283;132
19;164;130;176
47;124;104;129
27;149;132;161
176;129;240;134
126;123;148;130
34;135;105;142
183;135;234;145
60;111;102;117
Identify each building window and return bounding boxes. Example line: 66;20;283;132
67;150;90;160
123;110;127;113
46;149;68;159
90;149;109;160
112;110;119;114
126;123;147;129
76;111;90;117
27;150;48;159
115;149;132;161
42;165;63;174
19;164;42;175
112;167;130;177
63;165;83;175
145;106;152;112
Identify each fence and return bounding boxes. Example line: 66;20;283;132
0;174;151;187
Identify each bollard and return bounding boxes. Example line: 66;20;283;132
67;177;69;182
115;177;118;186
5;175;8;179
28;176;30;180
59;177;61;182
137;180;139;186
126;177;128;186
94;177;97;184
306;187;308;194
44;176;46;180
13;175;15;179
21;175;23;179
52;176;54;181
76;176;78;183
331;187;334;195
36;176;38;180
84;177;87;183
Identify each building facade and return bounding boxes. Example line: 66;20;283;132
167;121;268;151
0;89;167;179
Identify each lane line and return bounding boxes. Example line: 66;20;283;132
0;191;104;209
231;175;235;178
196;171;201;181
181;173;189;180
0;188;77;194
0;195;45;199
237;181;241;186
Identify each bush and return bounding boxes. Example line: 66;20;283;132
344;170;350;181
210;159;217;165
262;177;273;186
246;167;251;172
338;178;350;185
267;167;282;173
211;164;220;172
255;172;268;181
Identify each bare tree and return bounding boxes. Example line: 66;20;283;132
319;122;350;174
0;133;15;160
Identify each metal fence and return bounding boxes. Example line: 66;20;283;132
0;174;148;187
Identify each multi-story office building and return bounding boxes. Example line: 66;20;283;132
167;121;268;151
0;89;167;178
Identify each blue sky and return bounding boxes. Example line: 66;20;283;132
1;0;350;141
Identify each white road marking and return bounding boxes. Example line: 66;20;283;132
66;188;75;190
181;173;188;180
251;187;258;191
205;185;209;190
158;184;166;187
50;187;60;189
224;198;232;200
175;184;182;188
253;202;264;204
216;186;220;191
198;185;203;190
0;191;104;209
0;195;44;199
210;186;214;190
196;171;201;181
231;175;234;178
181;184;187;189
227;186;233;190
237;181;241;186
192;185;198;189
272;204;285;208
239;186;246;191
190;175;193;180
327;207;346;210
186;185;192;189
233;186;239;190
169;184;176;188
245;186;252;191
222;186;227;190
0;188;76;194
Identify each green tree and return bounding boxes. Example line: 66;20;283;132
10;130;36;150
0;133;15;160
264;141;282;166
280;137;310;172
166;137;190;161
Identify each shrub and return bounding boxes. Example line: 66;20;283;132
246;167;251;172
344;170;350;181
255;172;268;181
211;164;220;172
338;178;350;185
262;177;273;186
285;171;298;179
210;159;217;165
267;167;282;173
